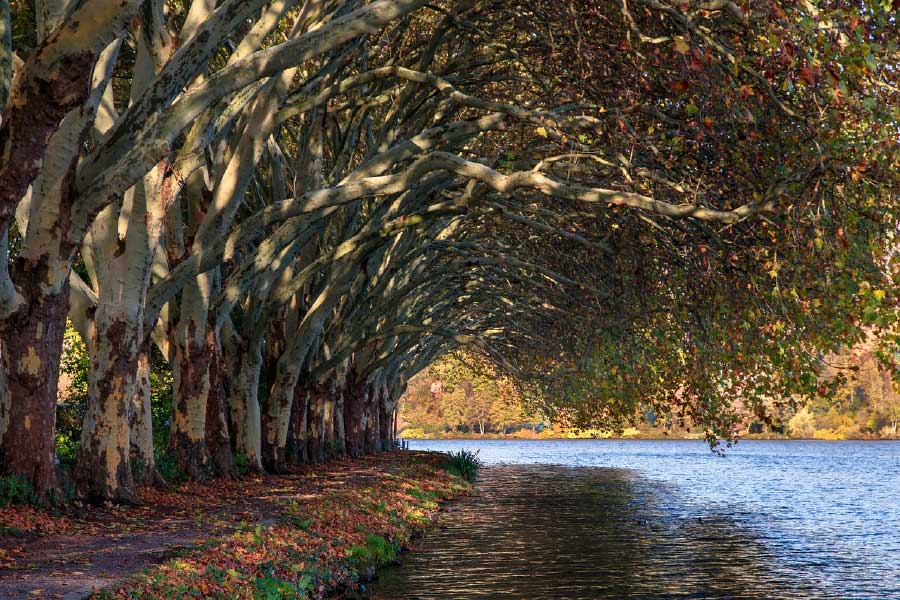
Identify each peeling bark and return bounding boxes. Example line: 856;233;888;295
170;313;212;481
343;370;367;459
74;314;139;504
205;330;236;479
130;345;164;487
322;382;337;459
284;383;307;466
379;393;393;451
364;384;380;454
224;334;263;472
305;384;325;464
0;0;139;230
0;284;68;501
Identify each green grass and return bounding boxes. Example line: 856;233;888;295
348;534;399;567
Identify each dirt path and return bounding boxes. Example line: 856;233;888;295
0;472;309;600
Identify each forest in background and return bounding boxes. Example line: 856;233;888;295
399;351;900;441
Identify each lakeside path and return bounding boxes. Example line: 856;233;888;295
0;452;469;600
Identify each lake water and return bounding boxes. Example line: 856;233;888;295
370;440;900;599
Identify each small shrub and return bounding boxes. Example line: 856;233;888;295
442;449;482;483
234;453;250;477
0;474;36;507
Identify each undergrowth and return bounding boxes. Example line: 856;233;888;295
0;474;37;507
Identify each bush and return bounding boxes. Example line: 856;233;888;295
399;428;426;439
442;449;482;483
0;474;37;507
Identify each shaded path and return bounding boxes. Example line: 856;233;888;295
0;456;418;600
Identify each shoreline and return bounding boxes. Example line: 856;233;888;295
400;436;900;442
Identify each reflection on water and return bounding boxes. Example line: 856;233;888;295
370;441;900;599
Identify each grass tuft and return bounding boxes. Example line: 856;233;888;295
441;449;483;483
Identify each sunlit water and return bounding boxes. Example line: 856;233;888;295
370;440;900;599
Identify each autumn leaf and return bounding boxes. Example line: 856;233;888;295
798;67;816;86
671;79;690;93
673;36;690;55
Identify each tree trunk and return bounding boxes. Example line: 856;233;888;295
364;386;379;454
285;384;308;466
0;339;9;447
379;395;393;451
306;384;325;463
224;336;264;472
333;387;346;458
170;320;211;480
206;330;236;479
0;285;68;502
284;385;306;465
323;384;336;459
343;371;366;458
130;345;164;487
74;310;141;504
262;365;300;472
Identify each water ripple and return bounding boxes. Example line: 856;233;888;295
370;440;900;600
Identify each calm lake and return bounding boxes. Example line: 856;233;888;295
370;440;900;599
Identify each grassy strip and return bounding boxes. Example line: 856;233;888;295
95;452;472;599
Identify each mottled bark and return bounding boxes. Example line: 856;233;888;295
170;316;211;480
205;330;236;479
224;335;263;472
74;313;139;504
322;383;337;459
0;285;68;501
0;1;139;231
0;340;8;446
0;0;10;109
305;385;325;464
364;385;380;454
343;371;367;458
379;394;393;450
130;346;164;486
284;383;308;466
262;367;298;472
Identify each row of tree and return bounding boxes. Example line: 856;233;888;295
0;1;898;503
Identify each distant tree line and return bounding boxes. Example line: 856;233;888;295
401;349;900;440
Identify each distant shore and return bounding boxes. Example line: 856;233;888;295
399;431;900;442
